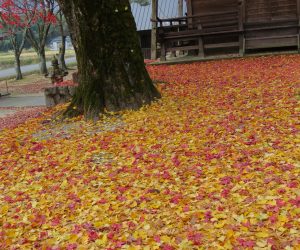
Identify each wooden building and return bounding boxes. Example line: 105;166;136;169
131;0;186;59
156;0;300;60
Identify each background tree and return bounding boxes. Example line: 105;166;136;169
25;0;57;74
0;0;37;80
56;0;160;120
0;38;11;52
55;10;67;70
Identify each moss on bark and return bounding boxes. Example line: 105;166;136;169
57;0;161;120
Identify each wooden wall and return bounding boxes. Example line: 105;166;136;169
187;0;300;53
244;0;299;50
186;0;241;55
188;0;298;20
246;0;297;23
138;30;151;59
190;0;238;15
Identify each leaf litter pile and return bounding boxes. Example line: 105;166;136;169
0;55;299;249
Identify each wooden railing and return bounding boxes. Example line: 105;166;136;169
153;8;244;61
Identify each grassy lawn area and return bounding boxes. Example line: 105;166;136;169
0;55;299;249
0;49;75;70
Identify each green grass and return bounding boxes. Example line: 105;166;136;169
0;49;75;70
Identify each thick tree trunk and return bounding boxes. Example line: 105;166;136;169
57;0;161;120
14;52;22;80
38;49;48;75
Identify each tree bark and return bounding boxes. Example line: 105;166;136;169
38;48;48;75
58;12;67;71
14;52;22;80
57;0;161;120
59;35;67;71
10;34;23;80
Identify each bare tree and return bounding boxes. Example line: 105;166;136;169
56;10;67;70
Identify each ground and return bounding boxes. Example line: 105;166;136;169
0;69;76;130
0;55;299;249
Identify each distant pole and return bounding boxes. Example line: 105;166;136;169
151;0;158;60
178;0;183;16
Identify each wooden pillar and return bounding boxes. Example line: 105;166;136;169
186;0;192;15
186;0;193;29
178;0;183;16
177;0;184;56
238;0;245;56
297;0;300;52
151;0;158;59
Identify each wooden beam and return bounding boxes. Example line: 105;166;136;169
186;0;192;15
186;0;193;28
238;0;245;56
178;0;184;56
151;0;158;59
297;0;300;51
178;0;183;16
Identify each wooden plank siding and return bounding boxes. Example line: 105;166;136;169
157;0;300;59
186;0;300;53
246;0;297;23
183;0;242;56
244;0;299;50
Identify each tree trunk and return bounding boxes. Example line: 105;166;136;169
57;0;161;120
58;11;68;71
38;48;48;75
14;52;22;80
59;35;67;71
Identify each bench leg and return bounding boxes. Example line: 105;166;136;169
198;38;204;58
239;34;245;56
160;42;166;61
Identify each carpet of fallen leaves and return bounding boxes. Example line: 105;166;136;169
0;107;46;131
0;82;51;95
0;55;299;250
